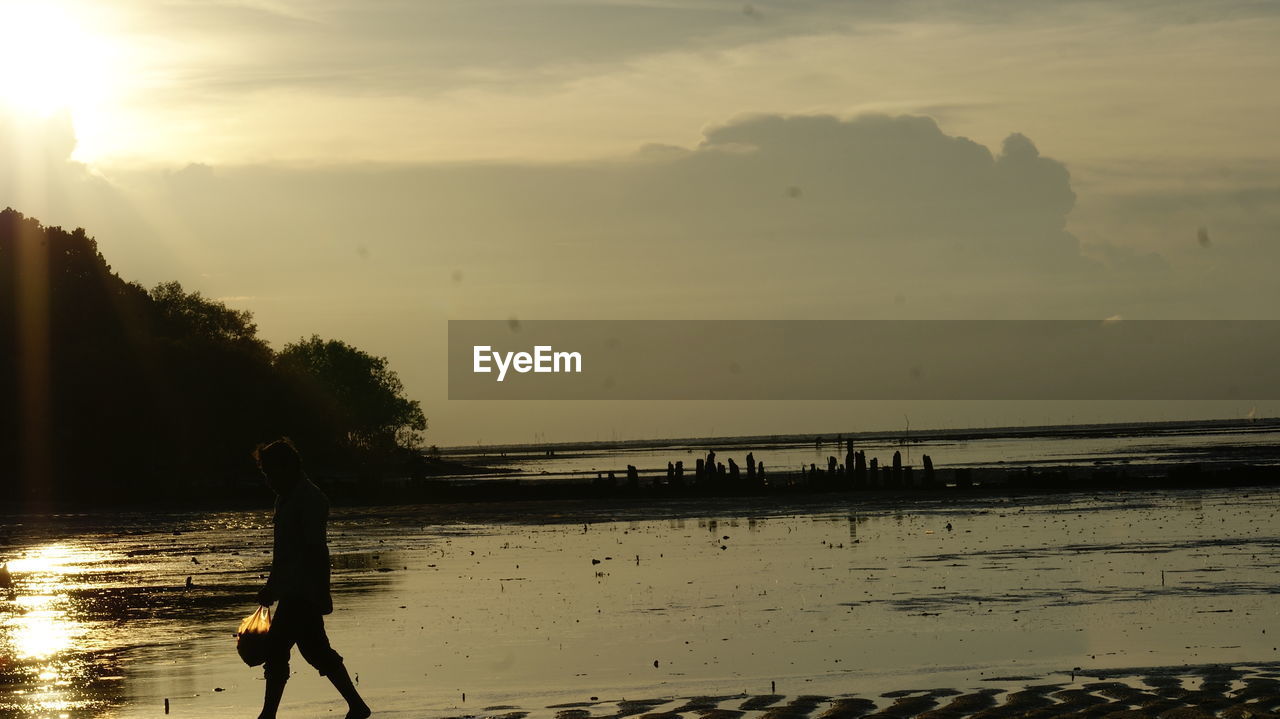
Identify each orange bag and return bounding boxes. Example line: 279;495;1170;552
235;606;272;666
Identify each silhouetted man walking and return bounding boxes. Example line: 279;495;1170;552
254;439;370;719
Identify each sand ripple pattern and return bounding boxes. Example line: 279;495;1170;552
441;664;1280;719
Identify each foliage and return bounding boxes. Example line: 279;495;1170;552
277;336;427;454
0;208;427;505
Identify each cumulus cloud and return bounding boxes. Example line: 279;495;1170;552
667;114;1083;269
2;112;1102;312
85;113;1093;314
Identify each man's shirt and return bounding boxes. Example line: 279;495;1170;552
267;476;333;614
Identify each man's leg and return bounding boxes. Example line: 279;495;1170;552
326;662;372;719
258;674;287;719
259;604;296;719
295;607;371;718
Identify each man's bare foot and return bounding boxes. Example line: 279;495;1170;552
345;704;372;719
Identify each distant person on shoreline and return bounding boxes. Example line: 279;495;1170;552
252;439;371;719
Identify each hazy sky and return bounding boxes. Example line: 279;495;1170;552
2;0;1278;444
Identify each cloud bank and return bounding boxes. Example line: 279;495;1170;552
6;109;1280;442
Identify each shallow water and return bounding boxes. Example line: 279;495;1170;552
2;487;1279;717
448;423;1280;478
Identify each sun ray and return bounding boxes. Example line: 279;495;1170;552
0;0;123;161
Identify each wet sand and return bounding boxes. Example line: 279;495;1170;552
3;487;1280;717
446;663;1280;719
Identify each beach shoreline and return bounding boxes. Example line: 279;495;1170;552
2;457;1277;518
5;483;1280;718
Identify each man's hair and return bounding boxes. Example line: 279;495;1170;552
253;438;303;478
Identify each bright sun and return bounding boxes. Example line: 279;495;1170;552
0;1;119;137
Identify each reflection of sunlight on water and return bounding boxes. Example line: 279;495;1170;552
9;542;107;579
12;596;74;659
2;542;109;717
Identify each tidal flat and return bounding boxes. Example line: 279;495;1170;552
2;488;1279;718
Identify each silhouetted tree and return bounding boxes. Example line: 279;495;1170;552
276;336;426;457
145;281;282;483
0;208;428;505
2;208;154;501
150;281;265;350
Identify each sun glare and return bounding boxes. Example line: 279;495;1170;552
2;545;96;661
0;1;120;149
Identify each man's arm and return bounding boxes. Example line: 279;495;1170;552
259;527;282;606
259;503;291;606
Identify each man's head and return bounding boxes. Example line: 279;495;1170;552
253;438;303;495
